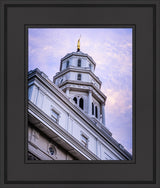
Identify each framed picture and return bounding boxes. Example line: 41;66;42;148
0;0;159;187
27;27;133;161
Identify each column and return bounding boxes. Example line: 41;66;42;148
102;103;105;125
66;88;70;96
88;90;92;116
66;113;69;131
96;139;101;158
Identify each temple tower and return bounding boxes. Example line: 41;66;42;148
53;39;106;125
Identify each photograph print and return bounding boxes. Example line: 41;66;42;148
28;28;132;160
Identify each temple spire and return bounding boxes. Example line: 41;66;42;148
77;36;81;51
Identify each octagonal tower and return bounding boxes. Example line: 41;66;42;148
53;39;106;126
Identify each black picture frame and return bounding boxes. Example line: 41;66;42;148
0;0;159;188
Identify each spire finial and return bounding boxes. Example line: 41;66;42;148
77;35;81;51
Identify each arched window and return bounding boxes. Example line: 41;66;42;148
79;98;84;110
92;103;94;115
77;74;81;80
66;60;69;68
78;59;81;67
73;97;77;104
95;106;98;118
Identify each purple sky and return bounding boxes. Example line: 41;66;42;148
28;28;132;154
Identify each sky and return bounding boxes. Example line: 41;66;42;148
28;28;132;154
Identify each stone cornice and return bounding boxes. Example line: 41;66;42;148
53;67;102;86
60;51;96;71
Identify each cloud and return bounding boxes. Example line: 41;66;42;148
105;89;132;115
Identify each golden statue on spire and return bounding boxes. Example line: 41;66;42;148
77;35;81;51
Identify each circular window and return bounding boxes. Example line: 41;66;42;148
48;145;56;156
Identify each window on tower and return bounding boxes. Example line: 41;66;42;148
73;97;77;104
78;59;81;67
95;106;98;118
60;78;63;84
77;74;81;80
92;103;94;115
79;98;84;110
66;60;69;68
